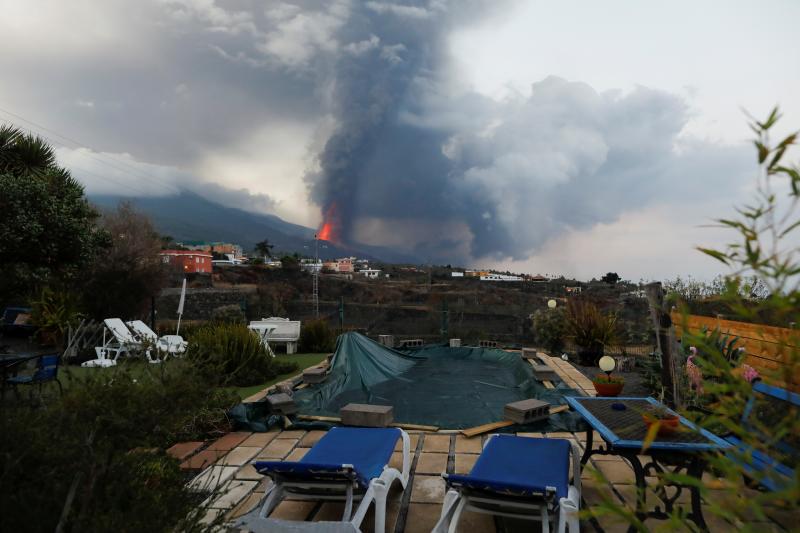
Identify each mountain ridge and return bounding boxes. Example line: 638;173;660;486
89;191;417;264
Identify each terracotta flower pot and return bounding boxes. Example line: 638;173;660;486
592;380;624;397
642;413;681;435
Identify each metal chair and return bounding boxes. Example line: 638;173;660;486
6;354;63;398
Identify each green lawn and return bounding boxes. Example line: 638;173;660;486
60;353;328;400
228;353;328;399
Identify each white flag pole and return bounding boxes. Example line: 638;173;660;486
176;278;187;335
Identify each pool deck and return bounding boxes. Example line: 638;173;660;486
178;353;792;532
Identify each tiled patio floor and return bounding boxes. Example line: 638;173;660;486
179;354;792;532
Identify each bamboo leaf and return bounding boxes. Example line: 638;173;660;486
759;107;781;130
754;141;769;163
641;422;660;453
779;219;800;238
767;146;786;170
697;247;730;265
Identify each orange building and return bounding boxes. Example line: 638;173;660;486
159;250;213;273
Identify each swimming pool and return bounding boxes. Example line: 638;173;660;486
291;333;583;430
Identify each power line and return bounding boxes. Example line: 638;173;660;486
0;105;179;194
0;118;153;196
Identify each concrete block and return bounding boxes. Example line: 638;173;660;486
265;393;297;415
522;347;538;359
399;339;423;348
378;335;395;348
302;366;327;384
340;403;394;427
449;338;461;347
532;364;559;381
504;398;550;424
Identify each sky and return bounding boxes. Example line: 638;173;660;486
1;0;798;281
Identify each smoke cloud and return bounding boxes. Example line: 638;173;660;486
304;1;751;263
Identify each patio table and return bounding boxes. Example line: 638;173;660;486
566;396;731;531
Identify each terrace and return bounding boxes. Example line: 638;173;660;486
179;351;795;532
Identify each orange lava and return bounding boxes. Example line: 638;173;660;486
317;204;338;242
318;221;332;241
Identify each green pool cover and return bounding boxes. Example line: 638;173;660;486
284;332;583;430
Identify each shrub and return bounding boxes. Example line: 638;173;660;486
299;319;336;353
565;299;619;365
532;307;567;353
30;286;84;346
0;362;237;531
186;323;297;386
210;304;246;324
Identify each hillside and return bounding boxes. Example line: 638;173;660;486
89;191;417;263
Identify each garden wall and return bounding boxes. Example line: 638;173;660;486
672;312;800;391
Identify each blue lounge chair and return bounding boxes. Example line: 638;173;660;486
236;427;410;533
722;380;799;492
433;435;581;533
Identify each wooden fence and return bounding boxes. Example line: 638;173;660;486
671;312;800;391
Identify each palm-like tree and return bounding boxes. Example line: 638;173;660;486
255;239;275;260
0;124;57;177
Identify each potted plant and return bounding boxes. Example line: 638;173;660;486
641;404;681;435
565;299;619;365
592;374;625;396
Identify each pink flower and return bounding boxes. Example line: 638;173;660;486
741;364;759;383
686;355;704;395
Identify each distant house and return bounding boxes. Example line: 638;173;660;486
480;274;523;281
565;286;582;295
160;250;212;273
530;274;549;282
178;241;244;258
451;272;464;278
301;260;323;273
323;258;355;273
336;257;354;273
358;269;382;279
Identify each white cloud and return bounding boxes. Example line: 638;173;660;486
366;1;434;19
256;1;350;68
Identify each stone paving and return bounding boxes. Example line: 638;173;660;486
173;352;792;532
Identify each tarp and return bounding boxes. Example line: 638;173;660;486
288;333;584;430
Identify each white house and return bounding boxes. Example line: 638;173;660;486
451;272;464;277
480;274;523;281
358;269;382;279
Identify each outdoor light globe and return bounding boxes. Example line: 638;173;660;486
547;299;557;309
599;355;616;373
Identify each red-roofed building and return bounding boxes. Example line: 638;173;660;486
159;250;213;273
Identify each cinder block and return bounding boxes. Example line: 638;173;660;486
302;367;327;384
479;340;498;348
532;364;558;381
449;338;461;347
378;335;395;348
399;339;423;348
266;393;297;415
504;398;550;424
522;348;538;359
340;403;394;427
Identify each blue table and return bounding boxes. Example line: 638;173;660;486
566;396;731;531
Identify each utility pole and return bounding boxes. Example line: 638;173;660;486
312;234;320;318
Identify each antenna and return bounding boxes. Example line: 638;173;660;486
312;234;320;318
